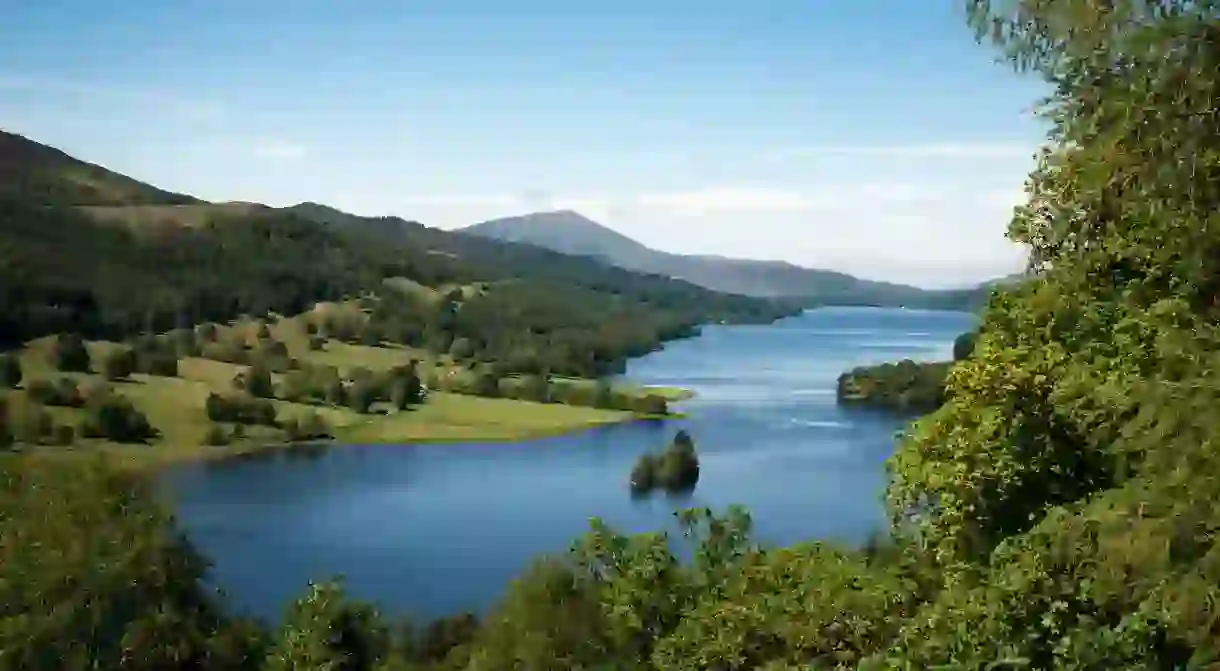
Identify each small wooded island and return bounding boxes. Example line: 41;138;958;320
834;329;977;414
629;429;701;494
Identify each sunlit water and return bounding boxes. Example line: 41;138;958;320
160;307;976;622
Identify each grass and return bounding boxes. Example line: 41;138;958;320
8;328;648;472
337;392;629;444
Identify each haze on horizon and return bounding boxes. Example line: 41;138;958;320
1;0;1045;289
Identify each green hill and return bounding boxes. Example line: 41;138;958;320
0;130;202;206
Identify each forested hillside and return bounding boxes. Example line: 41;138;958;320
0;133;800;374
5;0;1220;668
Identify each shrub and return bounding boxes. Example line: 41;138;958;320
26;378;83;408
80;392;155;443
7;399;53;445
101;346;137;381
235;364;275;399
284;412;332;442
203;424;230;446
51;334;90;372
204;393;277;427
347;379;377;414
137;351;179;377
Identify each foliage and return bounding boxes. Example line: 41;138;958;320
284;412;333;442
205;393;278;427
80;389;156;443
236;363;276;399
630;430;701;495
101;344;138;380
50;333;90;372
836;359;951;415
952;329;978;361
0;457;259;670
25;376;84;408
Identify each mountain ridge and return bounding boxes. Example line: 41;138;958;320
461;210;1013;308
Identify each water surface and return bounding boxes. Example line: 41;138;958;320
162;307;976;622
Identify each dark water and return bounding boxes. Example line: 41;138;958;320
160;307;976;622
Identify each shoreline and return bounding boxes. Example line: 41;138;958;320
41;389;696;474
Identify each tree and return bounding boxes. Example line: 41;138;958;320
101;345;137;380
51;333;90;372
239;363;275;399
952;329;978;361
0;458;256;669
80;391;155;443
347;378;377;414
264;581;391;671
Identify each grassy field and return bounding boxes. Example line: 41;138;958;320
5;317;688;471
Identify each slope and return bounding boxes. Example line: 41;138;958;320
0;130;202;206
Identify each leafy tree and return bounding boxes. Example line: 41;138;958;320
237;363;275;399
25;377;83;408
347;378;378;414
952;329;978;361
80;390;155;443
264;580;392;671
101;345;137;380
0;458;260;670
50;333;90;372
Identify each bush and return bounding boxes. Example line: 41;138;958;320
284;412;332;442
347;379;377;414
204;393;277;427
6;399;53;445
26;377;83;408
137;351;179;377
235;364;275;399
101;346;137;380
51;334;90;372
80;392;155;443
0;353;22;389
203;424;230;446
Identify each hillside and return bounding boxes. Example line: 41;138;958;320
0;130;202;206
461;210;1009;307
0;131;800;368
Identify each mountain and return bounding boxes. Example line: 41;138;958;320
0;130;202;206
461;210;1014;308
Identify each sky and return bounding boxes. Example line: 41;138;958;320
1;0;1047;288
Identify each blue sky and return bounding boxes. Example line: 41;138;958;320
1;0;1046;288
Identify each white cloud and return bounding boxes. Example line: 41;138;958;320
253;141;307;160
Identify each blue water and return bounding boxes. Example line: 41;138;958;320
160;307;975;623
